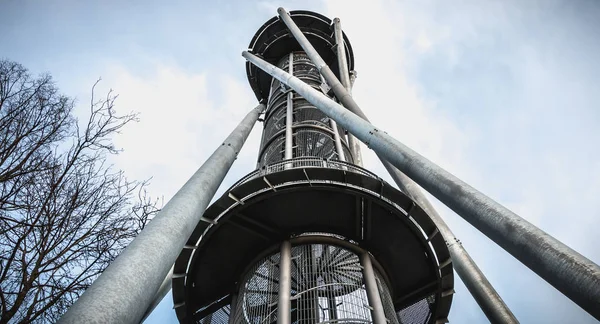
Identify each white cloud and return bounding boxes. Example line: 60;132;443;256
69;1;598;323
323;0;599;322
99;62;260;202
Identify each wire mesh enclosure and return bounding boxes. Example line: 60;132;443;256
258;52;352;169
229;242;395;324
232;253;281;323
173;10;454;324
396;295;436;324
197;305;231;324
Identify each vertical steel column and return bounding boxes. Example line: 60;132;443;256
228;292;238;324
276;8;366;123
242;50;600;320
323;247;338;321
278;241;292;324
333;18;351;90
360;252;387;324
348;70;363;166
285;53;294;163
333;17;362;166
58;104;265;324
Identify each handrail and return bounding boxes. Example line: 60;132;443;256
228;157;380;191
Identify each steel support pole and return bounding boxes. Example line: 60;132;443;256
347;71;363;166
333;17;362;166
228;292;239;324
333;18;351;91
242;51;600;320
360;252;387;324
383;164;518;323
330;119;346;161
58;103;265;324
285;53;294;162
278;240;292;324
140;267;173;323
276;10;516;321
277;7;368;123
349;71;357;89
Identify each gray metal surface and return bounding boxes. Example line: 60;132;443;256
333;17;362;166
242;50;600;320
360;252;388;324
268;12;516;321
140;266;173;323
329;118;346;162
383;164;518;323
347;133;363;167
347;70;364;167
278;240;292;324
58;103;265;324
245;10;354;103
258;53;351;168
285;53;294;162
174;156;454;322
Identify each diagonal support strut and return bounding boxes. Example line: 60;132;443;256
243;25;600;319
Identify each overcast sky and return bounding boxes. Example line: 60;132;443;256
2;0;599;323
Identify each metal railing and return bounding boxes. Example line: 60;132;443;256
230;157;379;190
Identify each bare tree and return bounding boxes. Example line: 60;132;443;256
0;60;159;323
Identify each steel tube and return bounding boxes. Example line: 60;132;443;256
140;267;173;323
277;240;292;324
274;12;516;319
58;103;265;324
330;119;346;161
273;14;517;320
383;164;518;323
333;18;351;93
277;8;364;121
333;17;362;165
242;51;600;319
228;292;239;324
347;71;364;166
360;252;387;324
285;53;294;162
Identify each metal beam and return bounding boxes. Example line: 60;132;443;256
140;266;173;323
276;8;518;322
383;164;518;323
360;252;387;324
58;104;265;324
278;241;292;324
276;8;367;122
333;17;362;166
242;49;600;320
330;119;346;162
285;53;294;161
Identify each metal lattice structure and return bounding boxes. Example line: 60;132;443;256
57;6;600;324
258;53;351;168
233;242;385;324
170;9;453;324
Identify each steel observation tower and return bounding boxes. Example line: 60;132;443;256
58;7;600;324
170;10;454;324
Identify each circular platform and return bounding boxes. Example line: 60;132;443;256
172;159;453;323
246;10;355;103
